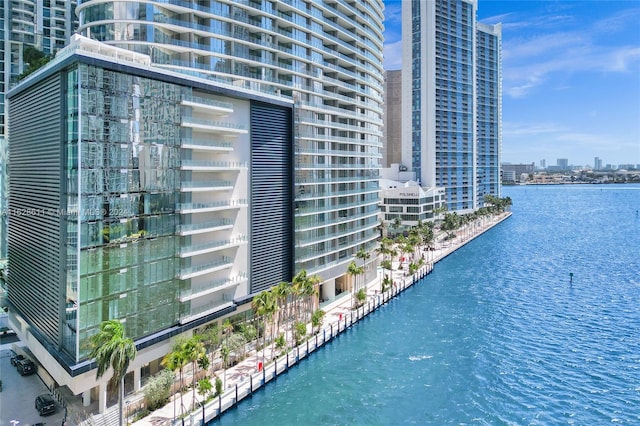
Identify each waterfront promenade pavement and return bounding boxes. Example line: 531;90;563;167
86;212;511;426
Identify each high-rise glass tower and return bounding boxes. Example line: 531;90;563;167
8;35;294;412
76;1;385;287
476;22;502;201
6;0;385;412
401;0;501;212
1;0;78;258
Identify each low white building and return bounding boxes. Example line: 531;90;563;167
380;164;445;234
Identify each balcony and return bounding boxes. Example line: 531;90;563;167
180;138;234;152
181;95;234;115
179;296;235;324
181;160;247;172
177;218;233;236
178;274;248;302
180;180;234;192
177;199;248;214
181;117;248;135
179;235;247;258
178;256;233;280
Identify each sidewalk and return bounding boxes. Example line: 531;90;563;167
123;212;511;425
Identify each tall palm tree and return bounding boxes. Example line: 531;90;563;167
355;248;371;290
346;261;364;309
304;273;321;320
291;271;307;322
182;336;207;411
273;281;291;343
252;291;276;362
161;341;188;419
89;320;137;426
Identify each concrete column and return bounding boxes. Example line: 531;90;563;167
98;383;107;414
134;368;141;392
321;279;335;301
82;390;91;407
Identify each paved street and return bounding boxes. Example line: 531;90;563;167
0;336;66;426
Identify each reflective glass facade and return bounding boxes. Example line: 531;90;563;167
7;36;297;366
77;0;385;280
403;0;501;213
64;64;183;358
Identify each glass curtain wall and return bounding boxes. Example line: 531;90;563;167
64;64;182;360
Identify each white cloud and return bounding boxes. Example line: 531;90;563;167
607;47;640;72
503;122;568;137
384;40;403;70
592;7;640;34
498;5;640;98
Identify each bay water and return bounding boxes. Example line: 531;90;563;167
216;184;640;425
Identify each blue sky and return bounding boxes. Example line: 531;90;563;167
382;0;640;168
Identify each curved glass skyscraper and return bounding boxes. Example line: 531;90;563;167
77;0;384;292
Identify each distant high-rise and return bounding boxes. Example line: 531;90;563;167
557;158;569;169
401;0;502;212
540;159;546;169
1;1;79;258
476;22;502;202
383;70;402;167
594;157;603;171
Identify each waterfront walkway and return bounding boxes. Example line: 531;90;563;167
86;212;511;426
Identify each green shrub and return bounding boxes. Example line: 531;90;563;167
143;369;174;410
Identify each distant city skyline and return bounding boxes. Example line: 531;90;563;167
383;0;640;167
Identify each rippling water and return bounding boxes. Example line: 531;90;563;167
217;184;640;425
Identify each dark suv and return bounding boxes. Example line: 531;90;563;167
10;353;24;366
35;393;57;415
16;358;36;375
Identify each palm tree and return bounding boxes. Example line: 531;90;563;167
161;341;188;419
290;276;303;323
220;346;230;389
182;336;206;411
346;261;364;309
392;216;402;237
395;234;407;266
355;248;371;290
408;228;422;260
377;237;397;292
304;273;321;320
89;320;137;426
273;281;291;344
252;291;276;362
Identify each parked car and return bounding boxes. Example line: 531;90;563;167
10;352;24;366
35;393;57;416
16;358;36;375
